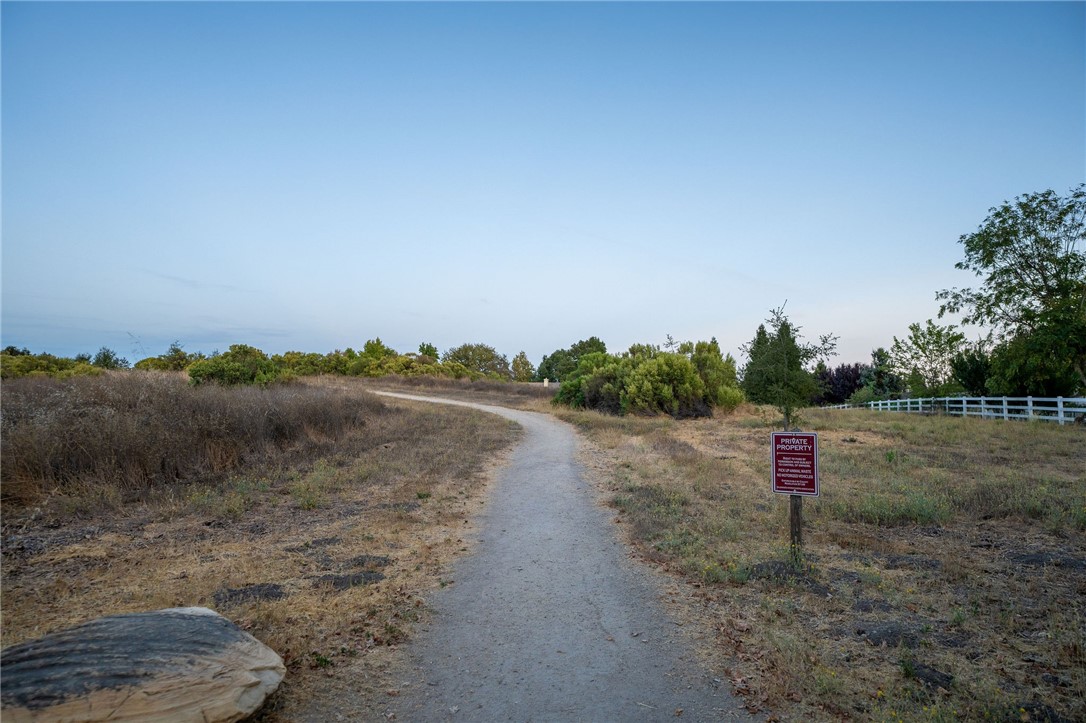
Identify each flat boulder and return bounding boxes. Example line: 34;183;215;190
1;607;284;722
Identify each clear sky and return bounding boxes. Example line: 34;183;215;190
2;1;1084;368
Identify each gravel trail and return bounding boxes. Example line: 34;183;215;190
376;393;756;722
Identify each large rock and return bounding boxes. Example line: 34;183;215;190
1;607;284;722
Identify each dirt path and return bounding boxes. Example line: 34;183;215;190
374;393;756;722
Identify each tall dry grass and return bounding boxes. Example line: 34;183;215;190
1;372;386;507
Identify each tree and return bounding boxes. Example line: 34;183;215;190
91;346;129;370
511;351;535;382
536;337;606;382
552;339;741;418
418;342;439;360
937;184;1085;393
814;362;869;405
690;338;743;410
740;305;837;427
851;347;905;402
535;349;572;382
135;341;202;371
188;344;277;386
362;338;396;360
442;343;511;379
950;345;991;396
889;320;966;397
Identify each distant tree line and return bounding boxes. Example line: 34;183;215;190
5;186;1080;416
0;340;534;386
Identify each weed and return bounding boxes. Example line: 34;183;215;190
654;529;702;556
814;666;842;696
290;480;327;510
831;490;951;526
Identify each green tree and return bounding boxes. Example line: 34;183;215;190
511;351;536;382
690;338;743;410
850;348;905;403
937;184;1086;393
740;306;837;428
889;320;966;397
442;343;511;379
554;345;733;419
188;344;278;386
91;346;129;370
950;344;991;396
362;338;397;360
537;337;607;382
418;342;439;360
135;341;202;371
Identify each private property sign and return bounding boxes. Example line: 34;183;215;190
771;432;819;497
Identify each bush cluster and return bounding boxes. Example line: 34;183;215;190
2;339;529;387
0;346;123;380
554;338;743;418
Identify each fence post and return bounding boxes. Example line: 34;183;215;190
1002;397;1008;421
1027;396;1033;421
1058;397;1065;426
961;396;967;418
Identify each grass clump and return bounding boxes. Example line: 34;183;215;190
830;490;952;526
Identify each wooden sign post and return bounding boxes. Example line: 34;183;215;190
771;432;819;565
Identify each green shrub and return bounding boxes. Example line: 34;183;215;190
1;351;86;379
188;344;279;386
554;340;744;419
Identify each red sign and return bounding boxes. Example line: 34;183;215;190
772;432;819;496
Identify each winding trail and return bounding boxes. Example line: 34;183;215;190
376;393;755;722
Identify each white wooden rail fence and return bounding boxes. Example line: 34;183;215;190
823;396;1086;425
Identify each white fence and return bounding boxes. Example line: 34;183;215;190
824;396;1086;425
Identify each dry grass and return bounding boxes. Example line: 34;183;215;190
353;374;558;409
6;374;1082;721
541;401;1086;722
1;374;519;718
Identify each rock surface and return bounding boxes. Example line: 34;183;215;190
0;606;284;722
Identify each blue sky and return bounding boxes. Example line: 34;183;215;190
3;1;1084;368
